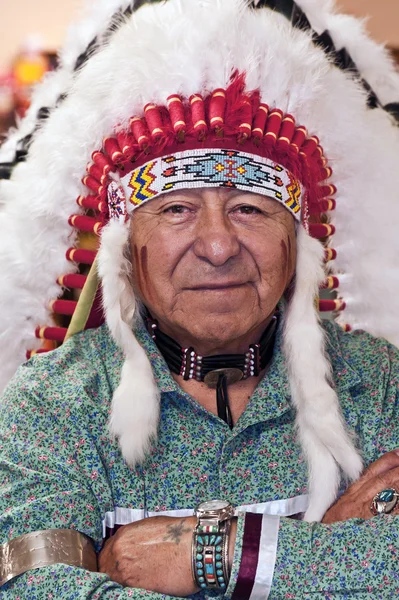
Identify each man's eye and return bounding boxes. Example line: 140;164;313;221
163;205;188;214
235;205;262;215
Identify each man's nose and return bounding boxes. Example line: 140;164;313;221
192;211;240;266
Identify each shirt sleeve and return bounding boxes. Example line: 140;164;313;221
227;512;399;600
0;566;186;599
226;339;399;599
0;357;186;600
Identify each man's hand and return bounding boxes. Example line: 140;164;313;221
323;450;399;523
99;516;199;595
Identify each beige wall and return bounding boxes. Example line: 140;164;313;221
0;0;82;71
338;0;399;46
0;0;397;71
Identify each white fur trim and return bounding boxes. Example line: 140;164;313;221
98;219;160;465
283;226;363;521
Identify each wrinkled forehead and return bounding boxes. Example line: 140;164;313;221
107;149;303;223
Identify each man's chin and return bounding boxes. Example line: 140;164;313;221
176;313;255;349
186;287;251;315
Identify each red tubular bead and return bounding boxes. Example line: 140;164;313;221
35;326;68;342
190;95;208;139
116;132;132;157
168;95;186;136
318;166;333;181
312;144;324;162
319;299;346;312
252;104;269;140
144;104;164;141
309;199;336;215
291;126;307;151
319;184;337;197
300;136;319;158
320;276;340;290
324;248;337;262
58;274;87;289
130;117;150;149
92;151;113;174
342;324;352;333
103;138;123;163
309;223;336;239
51;299;78;316
209;89;226;131
264;109;283;142
82;175;103;195
69;215;103;235
319;156;328;168
87;164;108;185
76;195;105;212
238;100;253;142
321;199;336;212
66;248;97;264
277;115;296;146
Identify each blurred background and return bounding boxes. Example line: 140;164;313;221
0;0;397;133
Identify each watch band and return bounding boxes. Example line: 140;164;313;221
192;504;234;590
0;529;98;587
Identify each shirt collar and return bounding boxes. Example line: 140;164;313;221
133;315;177;393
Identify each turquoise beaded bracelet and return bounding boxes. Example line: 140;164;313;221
192;520;231;590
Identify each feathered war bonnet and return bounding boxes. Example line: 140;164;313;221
0;0;399;522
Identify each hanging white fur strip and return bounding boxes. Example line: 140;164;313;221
98;219;160;465
283;226;363;522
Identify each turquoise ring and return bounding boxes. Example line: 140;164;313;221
370;488;399;516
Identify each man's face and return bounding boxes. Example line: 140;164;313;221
130;188;296;354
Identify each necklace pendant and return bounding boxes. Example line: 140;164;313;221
204;368;244;389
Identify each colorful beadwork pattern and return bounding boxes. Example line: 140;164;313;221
107;181;128;222
120;149;303;220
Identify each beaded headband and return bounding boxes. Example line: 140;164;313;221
109;149;302;221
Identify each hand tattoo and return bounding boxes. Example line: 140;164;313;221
163;519;192;544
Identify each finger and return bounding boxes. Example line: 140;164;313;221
324;465;399;523
360;465;399;496
349;450;399;494
353;466;399;519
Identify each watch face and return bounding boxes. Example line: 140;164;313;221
199;500;230;511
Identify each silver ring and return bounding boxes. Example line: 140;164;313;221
370;488;399;516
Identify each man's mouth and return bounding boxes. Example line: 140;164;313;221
186;282;248;291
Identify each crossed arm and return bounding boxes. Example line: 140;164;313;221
2;452;399;599
96;451;399;595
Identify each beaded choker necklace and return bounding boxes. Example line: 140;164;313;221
146;313;278;428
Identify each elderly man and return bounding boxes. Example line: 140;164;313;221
0;0;399;598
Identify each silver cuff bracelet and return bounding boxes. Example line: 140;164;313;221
0;529;98;587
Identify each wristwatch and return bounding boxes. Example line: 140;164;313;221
192;500;235;590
